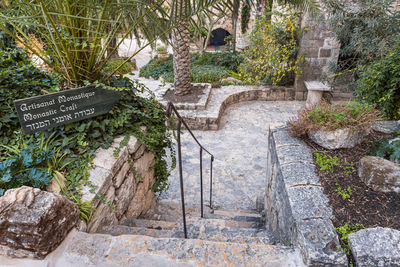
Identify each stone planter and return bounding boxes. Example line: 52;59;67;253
308;128;369;150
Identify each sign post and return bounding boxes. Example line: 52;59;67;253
14;86;121;135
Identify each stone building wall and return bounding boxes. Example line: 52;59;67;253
294;6;340;100
80;135;156;233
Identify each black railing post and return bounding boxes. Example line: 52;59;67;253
176;119;187;238
210;155;214;210
200;148;203;218
166;102;214;237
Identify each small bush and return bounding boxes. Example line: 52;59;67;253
314;151;340;174
0;49;58;158
103;59;136;75
356;43;400;120
370;138;400;163
0;141;54;196
193;52;244;72
335;224;365;256
238;12;304;85
289;101;379;137
191;65;229;83
139;55;173;80
139;52;244;83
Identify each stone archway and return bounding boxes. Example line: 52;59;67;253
209;28;231;46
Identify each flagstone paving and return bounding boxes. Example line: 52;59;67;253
160;100;304;211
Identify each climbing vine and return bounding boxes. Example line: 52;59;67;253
241;0;251;34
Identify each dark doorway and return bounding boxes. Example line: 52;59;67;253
209;28;231;46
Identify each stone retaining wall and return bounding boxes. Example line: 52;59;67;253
184;86;295;130
80;135;156;233
265;127;347;266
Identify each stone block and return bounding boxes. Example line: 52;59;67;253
0;186;79;259
113;161;131;189
127;136;141;154
358;156;400;193
133;144;146;160
306;90;323;108
87;185;118;233
349;227;400;267
114;172;137;219
286;186;333;220
294;219;347;266
308;128;368;150
126;183;147;218
273;130;304;147
372;120;400;134
92;139;129;176
80;166;112;206
276;145;313;165
295;91;305;101
134;152;155;175
280;163;321;187
87;202;118;234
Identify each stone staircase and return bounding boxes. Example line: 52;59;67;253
91;200;305;266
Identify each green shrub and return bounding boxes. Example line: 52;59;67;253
326;0;400;70
0;49;58;158
191;65;229;83
313;151;340;174
139;52;244;83
335;224;365;256
103;59;135;75
238;12;304;85
0;144;53;196
370;138;400;163
356;44;400;120
0;51;174;204
289;101;379;137
139;55;173;80
193;52;244;72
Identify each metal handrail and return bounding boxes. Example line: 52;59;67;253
166;102;215;239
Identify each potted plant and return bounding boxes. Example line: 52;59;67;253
289;101;379;149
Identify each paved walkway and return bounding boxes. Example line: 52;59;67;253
161;101;304;211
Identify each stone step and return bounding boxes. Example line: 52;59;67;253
144;200;263;224
58;231;305;266
100;224;273;245
122;216;263;230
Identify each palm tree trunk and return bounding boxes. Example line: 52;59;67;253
231;0;240;52
172;0;192;96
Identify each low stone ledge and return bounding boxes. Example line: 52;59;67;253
265;127;347;266
349;227;400;267
159;83;212;111
80;135;156;233
181;86;296;131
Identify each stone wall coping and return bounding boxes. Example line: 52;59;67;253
266;127;347;266
304;81;330;91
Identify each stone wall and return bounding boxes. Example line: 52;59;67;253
294;5;340;100
265;127;347;266
80;135;156;233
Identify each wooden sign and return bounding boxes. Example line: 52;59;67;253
14;86;121;135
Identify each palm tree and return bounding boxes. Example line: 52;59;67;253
170;0;226;96
170;0;320;96
171;0;192;96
